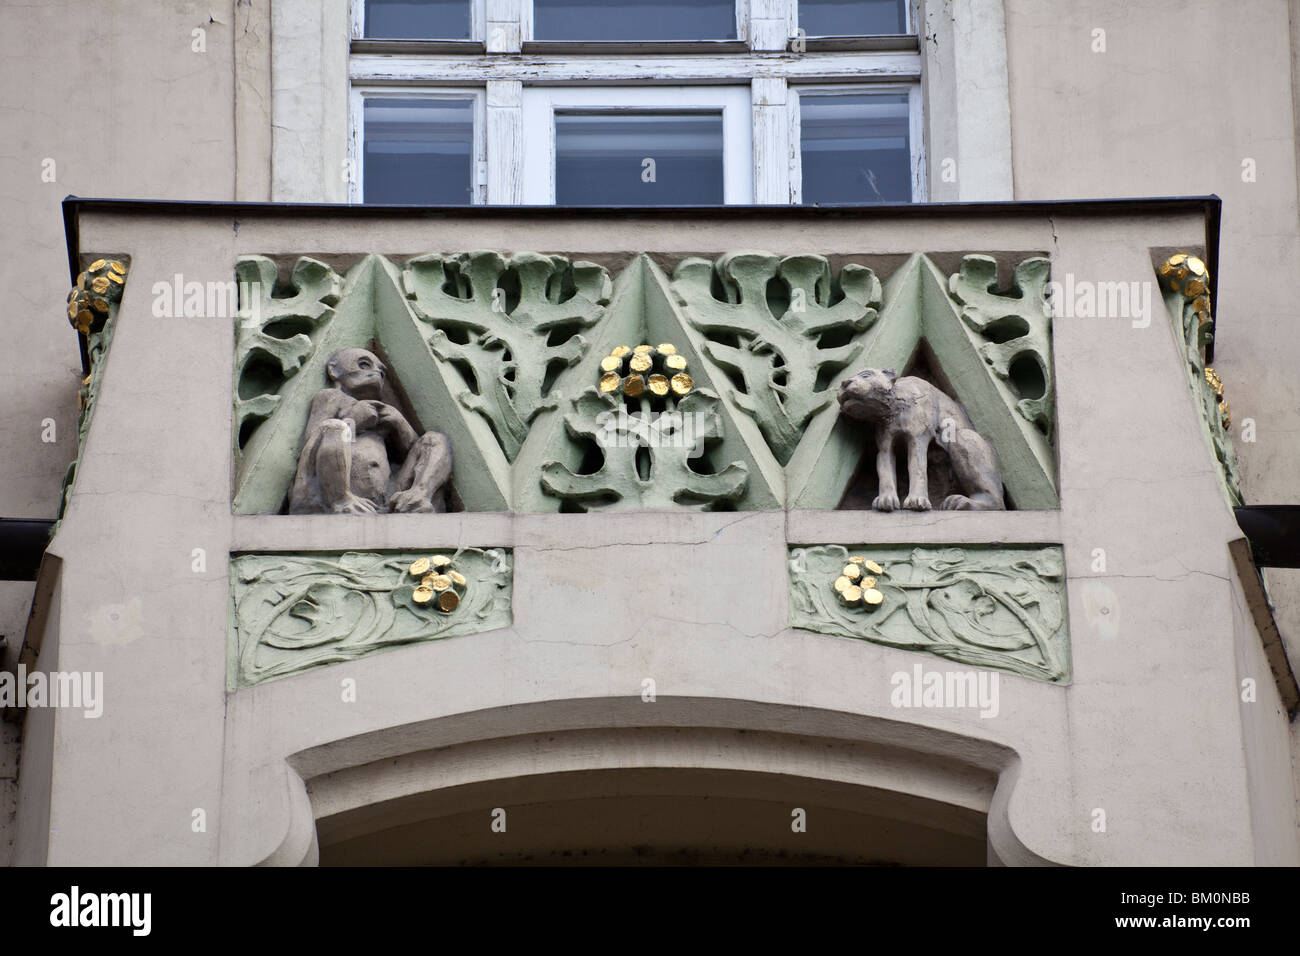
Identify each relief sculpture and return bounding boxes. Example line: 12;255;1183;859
230;549;512;686
838;368;1005;511
289;348;453;514
789;545;1070;683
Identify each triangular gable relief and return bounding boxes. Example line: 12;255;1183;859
646;257;782;510
921;256;1057;509
374;256;511;512
669;251;884;475
515;255;782;513
232;251;1058;515
234;254;515;514
513;260;644;511
941;254;1056;491
400;250;613;466
786;254;925;510
234;255;371;515
787;254;1059;511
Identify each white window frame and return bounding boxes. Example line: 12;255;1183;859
352;0;487;43
794;0;913;39
789;83;926;204
520;86;754;205
272;0;1013;205
523;0;748;48
347;86;488;204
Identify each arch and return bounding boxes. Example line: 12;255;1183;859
248;697;1055;866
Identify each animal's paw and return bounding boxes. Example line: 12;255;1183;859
942;494;974;510
389;489;435;514
872;492;901;512
333;494;379;516
903;493;932;511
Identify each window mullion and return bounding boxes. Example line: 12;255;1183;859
348;88;364;203
487;0;523;52
487;80;524;203
788;87;802;204
519;0;534;43
909;82;926;202
750;0;794;52
752;77;790;204
350;0;364;40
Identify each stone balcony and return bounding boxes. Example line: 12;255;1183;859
10;197;1295;866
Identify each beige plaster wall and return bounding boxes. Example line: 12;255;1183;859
11;207;1278;866
0;0;1297;863
0;0;268;859
1004;0;1300;649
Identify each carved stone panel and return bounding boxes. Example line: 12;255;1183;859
229;549;512;686
948;254;1055;440
672;252;883;465
539;343;749;511
1156;253;1242;504
403;251;612;461
60;256;131;524
228;251;1061;514
789;544;1070;683
234;255;344;454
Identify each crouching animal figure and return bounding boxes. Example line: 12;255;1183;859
837;368;1005;512
289;348;452;515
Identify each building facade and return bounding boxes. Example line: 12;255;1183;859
1;0;1298;865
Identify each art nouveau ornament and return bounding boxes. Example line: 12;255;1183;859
289;348;453;514
837;368;1005;512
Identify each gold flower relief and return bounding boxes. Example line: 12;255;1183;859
230;549;512;686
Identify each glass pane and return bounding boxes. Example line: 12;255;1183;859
534;0;735;41
800;92;911;204
365;0;471;40
364;98;474;204
555;113;724;205
799;0;907;36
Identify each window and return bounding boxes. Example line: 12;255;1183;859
554;114;725;204
522;87;752;205
364;0;473;39
350;89;485;204
533;0;737;42
794;86;923;204
346;0;923;205
799;0;908;37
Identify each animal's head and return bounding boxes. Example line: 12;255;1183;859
837;368;898;422
327;347;386;399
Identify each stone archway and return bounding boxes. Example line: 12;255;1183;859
317;764;988;866
259;702;1028;866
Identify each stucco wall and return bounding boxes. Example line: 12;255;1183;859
0;0;260;855
0;0;1297;862
1004;0;1300;649
10;206;1277;865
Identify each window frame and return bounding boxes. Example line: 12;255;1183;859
795;0;913;40
347;85;488;204
283;0;1011;206
520;86;754;205
789;82;926;204
352;0;487;43
522;0;748;49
